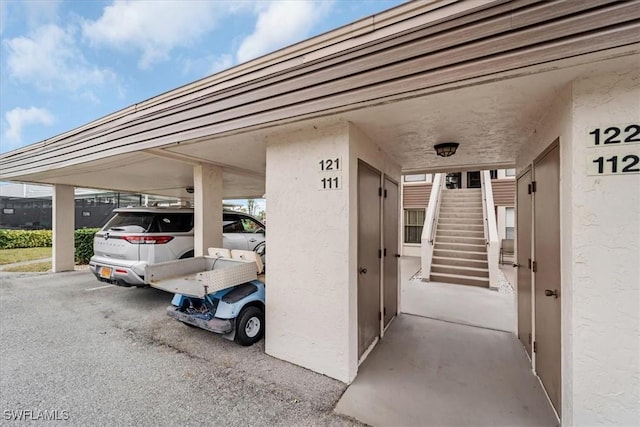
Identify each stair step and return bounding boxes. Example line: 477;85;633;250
438;225;485;233
442;189;482;193
441;197;482;202
433;249;488;260
439;213;484;219
429;272;490;288
431;264;490;278
436;230;485;238
432;256;488;269
438;219;484;225
436;235;486;245
434;242;487;253
439;208;483;213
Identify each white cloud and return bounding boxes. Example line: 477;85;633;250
209;54;234;75
82;0;229;69
23;0;62;29
3;107;54;145
236;0;332;64
4;24;115;92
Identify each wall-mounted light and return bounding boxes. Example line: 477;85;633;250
434;142;459;157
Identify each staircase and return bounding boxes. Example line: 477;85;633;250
430;188;490;287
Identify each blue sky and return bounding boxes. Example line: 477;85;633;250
0;0;406;154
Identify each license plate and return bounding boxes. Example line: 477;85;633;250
99;266;113;279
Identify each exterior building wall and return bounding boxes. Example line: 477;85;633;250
516;68;639;425
569;69;639;426
265;121;399;383
265;122;352;382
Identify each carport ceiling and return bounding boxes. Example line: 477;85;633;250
18;151;265;200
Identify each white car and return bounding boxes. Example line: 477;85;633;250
89;207;265;287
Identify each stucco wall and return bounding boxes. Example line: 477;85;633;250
517;68;640;425
569;69;639;425
264;121;400;383
265;122;352;382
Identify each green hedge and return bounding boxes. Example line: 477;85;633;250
0;228;100;264
0;229;52;249
74;228;99;264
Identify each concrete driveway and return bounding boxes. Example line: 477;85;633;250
0;270;359;426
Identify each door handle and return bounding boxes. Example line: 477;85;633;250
359;268;368;274
248;238;257;243
394;254;401;258
544;289;559;298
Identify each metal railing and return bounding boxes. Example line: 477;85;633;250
428;175;446;245
481;170;500;289
420;173;445;280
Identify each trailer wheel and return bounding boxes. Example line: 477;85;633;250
235;306;264;346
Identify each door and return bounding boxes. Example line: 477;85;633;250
383;178;399;327
358;161;381;358
516;169;533;357
223;213;250;250
533;142;561;415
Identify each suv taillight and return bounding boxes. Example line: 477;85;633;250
122;236;174;244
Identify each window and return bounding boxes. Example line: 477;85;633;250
505;207;515;239
241;218;264;233
505;168;516;176
403;174;427;182
490;170;498;179
404;209;425;244
155;213;194;232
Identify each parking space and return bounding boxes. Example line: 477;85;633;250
0;271;359;426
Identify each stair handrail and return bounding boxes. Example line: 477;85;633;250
428;174;445;245
420;173;445;280
481;170;500;289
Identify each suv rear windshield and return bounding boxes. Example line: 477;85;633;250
104;212;193;233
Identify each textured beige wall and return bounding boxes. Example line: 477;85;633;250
265;122;353;382
264;121;400;383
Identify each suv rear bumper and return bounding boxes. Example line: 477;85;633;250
89;256;147;287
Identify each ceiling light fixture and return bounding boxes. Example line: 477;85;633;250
434;142;459;157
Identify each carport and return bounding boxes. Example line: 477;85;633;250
1;1;638;425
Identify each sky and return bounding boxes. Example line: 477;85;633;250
0;0;406;155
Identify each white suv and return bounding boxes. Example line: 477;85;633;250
89;207;265;287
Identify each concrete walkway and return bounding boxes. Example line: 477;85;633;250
0;257;51;271
335;256;557;426
335;314;558;427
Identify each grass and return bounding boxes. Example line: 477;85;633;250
3;261;52;273
0;247;52;265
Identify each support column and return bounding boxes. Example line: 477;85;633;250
193;164;223;256
52;185;75;272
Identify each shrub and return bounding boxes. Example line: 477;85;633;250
74;228;99;264
0;228;100;264
0;229;52;249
